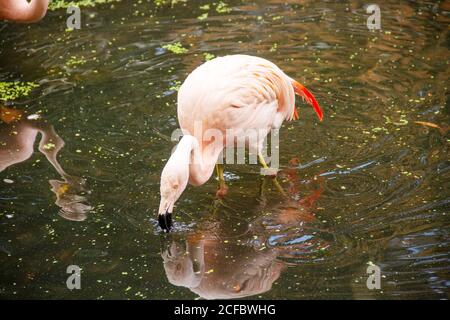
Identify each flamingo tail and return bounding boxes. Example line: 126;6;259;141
291;80;323;121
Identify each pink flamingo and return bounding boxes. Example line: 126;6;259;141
158;55;323;231
0;0;49;23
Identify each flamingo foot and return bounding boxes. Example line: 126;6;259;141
215;164;228;198
216;184;228;198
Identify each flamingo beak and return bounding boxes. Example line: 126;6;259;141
158;198;174;232
158;213;172;233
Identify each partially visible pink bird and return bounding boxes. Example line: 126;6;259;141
0;0;49;23
158;54;323;231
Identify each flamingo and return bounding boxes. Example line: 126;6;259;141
0;0;49;23
158;54;323;232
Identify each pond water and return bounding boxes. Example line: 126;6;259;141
0;0;449;299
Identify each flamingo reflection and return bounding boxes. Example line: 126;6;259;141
0;106;91;221
161;163;325;299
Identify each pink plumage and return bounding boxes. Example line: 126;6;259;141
158;54;323;231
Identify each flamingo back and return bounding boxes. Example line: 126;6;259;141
177;55;296;152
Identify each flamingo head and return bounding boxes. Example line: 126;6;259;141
158;154;190;232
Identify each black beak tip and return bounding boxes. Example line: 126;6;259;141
158;213;172;233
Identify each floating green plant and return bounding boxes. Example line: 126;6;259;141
197;12;208;21
49;0;121;10
270;43;278;52
371;127;389;134
43;143;56;150
162;42;188;54
154;0;186;7
169;80;182;92
216;1;231;14
203;53;215;61
0;81;39;102
65;56;87;67
384;114;409;126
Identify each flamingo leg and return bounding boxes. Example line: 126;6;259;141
259;178;267;197
257;152;270;169
257;152;287;197
215;164;228;198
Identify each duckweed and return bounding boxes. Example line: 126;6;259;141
216;1;231;14
162;42;188;54
65;56;87;67
197;13;208;21
203;53;215;61
154;0;186;7
49;0;121;10
0;81;39;102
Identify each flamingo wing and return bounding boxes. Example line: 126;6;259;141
178;55;294;137
177;55;323;148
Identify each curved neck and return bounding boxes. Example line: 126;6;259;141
178;135;221;186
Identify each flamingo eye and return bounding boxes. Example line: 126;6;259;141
172;184;179;189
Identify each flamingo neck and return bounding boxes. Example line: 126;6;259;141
178;135;220;186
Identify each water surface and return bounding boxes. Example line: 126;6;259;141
0;0;449;299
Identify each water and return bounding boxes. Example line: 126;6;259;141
0;0;449;299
